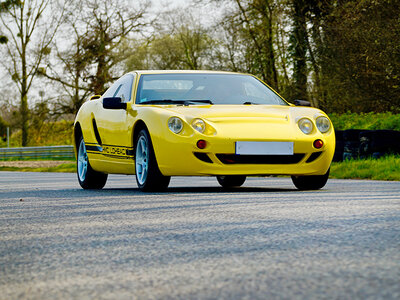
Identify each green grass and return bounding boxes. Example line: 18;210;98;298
0;157;75;162
0;162;76;173
330;155;400;181
329;112;400;131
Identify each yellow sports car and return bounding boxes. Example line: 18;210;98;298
74;70;335;191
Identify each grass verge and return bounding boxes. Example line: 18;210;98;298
330;155;400;181
0;162;76;173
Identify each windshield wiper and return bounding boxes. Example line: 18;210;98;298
183;99;213;105
139;99;185;105
139;99;213;105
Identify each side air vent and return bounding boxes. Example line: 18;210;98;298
306;152;323;163
92;119;102;145
193;152;213;163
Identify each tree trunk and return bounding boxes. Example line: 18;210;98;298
265;2;278;90
20;6;28;146
291;0;308;100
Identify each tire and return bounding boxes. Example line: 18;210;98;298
217;175;246;188
291;168;330;190
77;136;108;189
135;129;170;191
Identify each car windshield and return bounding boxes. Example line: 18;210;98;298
136;73;288;106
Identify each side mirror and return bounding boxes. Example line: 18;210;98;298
294;99;311;107
103;97;127;110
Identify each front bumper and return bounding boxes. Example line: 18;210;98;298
154;131;335;176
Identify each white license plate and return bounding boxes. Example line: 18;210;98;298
235;141;294;155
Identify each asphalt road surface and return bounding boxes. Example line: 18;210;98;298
1;172;399;299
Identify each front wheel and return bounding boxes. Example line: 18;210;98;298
135;129;170;191
77;136;108;189
217;175;246;188
291;168;330;190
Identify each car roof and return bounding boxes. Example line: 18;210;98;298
127;70;248;76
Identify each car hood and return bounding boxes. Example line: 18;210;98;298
160;104;325;122
162;104;292;121
157;104;326;140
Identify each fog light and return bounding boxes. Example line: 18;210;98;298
313;139;324;149
197;140;207;149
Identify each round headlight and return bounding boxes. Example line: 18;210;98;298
316;116;330;133
192;118;206;133
168;117;183;134
298;118;313;134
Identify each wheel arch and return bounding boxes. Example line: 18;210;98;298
132;120;148;147
73;122;83;156
132;119;168;174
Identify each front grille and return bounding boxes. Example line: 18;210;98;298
216;154;305;164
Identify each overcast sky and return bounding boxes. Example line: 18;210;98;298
151;0;225;27
152;0;192;10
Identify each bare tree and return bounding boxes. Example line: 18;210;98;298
79;0;149;95
125;10;216;71
0;0;65;146
0;0;19;43
208;0;279;88
289;0;308;101
41;0;150;115
40;18;93;116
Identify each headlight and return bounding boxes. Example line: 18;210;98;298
316;116;330;133
168;117;183;134
298;118;313;134
191;118;206;133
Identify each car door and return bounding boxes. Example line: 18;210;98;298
93;74;136;171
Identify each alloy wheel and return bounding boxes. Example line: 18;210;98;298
77;138;88;182
135;135;149;186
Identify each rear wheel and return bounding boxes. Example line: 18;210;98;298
135;129;170;191
217;175;246;188
77;136;108;189
291;168;330;190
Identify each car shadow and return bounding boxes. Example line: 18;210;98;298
102;186;297;194
2;186;301;202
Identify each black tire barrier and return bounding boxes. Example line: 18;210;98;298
359;130;400;158
333;140;344;162
333;129;400;162
333;130;344;162
343;129;363;161
342;129;364;141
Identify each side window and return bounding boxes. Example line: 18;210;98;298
114;74;134;103
102;74;134;102
102;83;119;99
